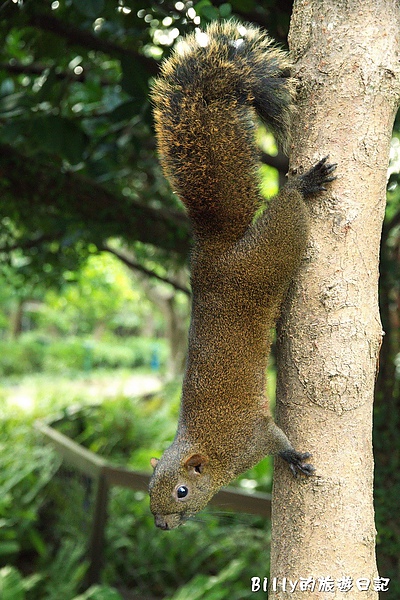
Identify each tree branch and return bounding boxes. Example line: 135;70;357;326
0;233;57;254
0;61;84;81
0;144;191;258
0;60;116;86
101;244;191;296
27;11;158;75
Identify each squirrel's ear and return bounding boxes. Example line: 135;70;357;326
150;457;159;470
184;454;209;474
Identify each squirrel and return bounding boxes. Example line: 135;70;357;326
149;20;337;530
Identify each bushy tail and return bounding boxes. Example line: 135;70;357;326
152;21;296;241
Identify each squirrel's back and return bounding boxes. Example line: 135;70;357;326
151;21;296;241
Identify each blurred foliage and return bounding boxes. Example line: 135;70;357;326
50;380;181;468
0;334;167;376
30;252;166;337
0;422;60;562
103;488;269;599
0;371;270;599
40;253;144;334
0;565;124;600
0;0;294;287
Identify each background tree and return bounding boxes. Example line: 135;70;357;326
374;130;400;587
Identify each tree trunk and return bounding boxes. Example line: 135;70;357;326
270;1;400;598
10;298;25;339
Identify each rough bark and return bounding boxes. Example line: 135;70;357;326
270;1;400;599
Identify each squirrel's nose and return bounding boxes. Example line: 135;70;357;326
154;515;171;530
154;513;184;530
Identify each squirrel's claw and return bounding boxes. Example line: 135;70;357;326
279;449;315;477
296;156;338;197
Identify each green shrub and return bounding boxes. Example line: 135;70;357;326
42;339;87;372
0;335;167;376
1;375;271;599
168;559;246;600
0;565;41;600
38;539;88;600
90;338;167;370
0;565;123;600
74;585;124;600
0;422;60;563
0;338;45;377
0;418;126;600
0;565;25;600
52;380;181;468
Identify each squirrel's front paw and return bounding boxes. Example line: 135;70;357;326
279;449;315;477
296;155;337;197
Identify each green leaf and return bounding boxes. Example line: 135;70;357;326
73;585;124;599
28;528;47;557
169;560;245;600
109;99;142;123
0;566;25;600
72;0;105;18
22;573;42;593
219;3;232;17
194;0;220;21
200;5;220;20
35;66;59;104
0;92;32;117
119;56;149;98
193;0;212;13
29;115;88;164
0;541;20;557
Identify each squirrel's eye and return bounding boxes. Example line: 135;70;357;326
176;485;188;499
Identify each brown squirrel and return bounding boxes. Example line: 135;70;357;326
149;20;337;530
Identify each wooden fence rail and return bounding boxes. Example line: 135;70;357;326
35;421;271;585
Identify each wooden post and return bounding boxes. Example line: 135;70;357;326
86;471;109;585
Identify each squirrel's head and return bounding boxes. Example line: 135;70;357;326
149;445;220;530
